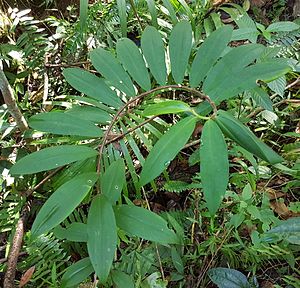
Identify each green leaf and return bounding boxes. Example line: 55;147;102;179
190;26;233;87
267;75;286;97
215;110;283;164
10;145;97;175
143;100;191;116
61;257;94;288
63;68;122;108
139;116;196;186
101;159;126;204
141;26;167;86
87;195;117;283
169;21;192;83
114;205;179;244
249;87;273;111
145;0;158;28
203;44;265;94
117;38;151;91
267;218;300;234
65;106;111;124
117;0;127;37
206;60;290;105
266;21;300;32
79;0;88;33
208;268;251;288
200;120;229;215
162;0;178;25
31;173;98;237
29;112;103;137
171;247;184;274
90;48;136;97
53;223;87;242
111;270;135;288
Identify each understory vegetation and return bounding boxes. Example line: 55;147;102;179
0;0;300;287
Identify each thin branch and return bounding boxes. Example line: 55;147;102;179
0;62;28;132
24;166;65;197
96;85;216;186
247;77;300;119
4;202;31;288
44;61;90;68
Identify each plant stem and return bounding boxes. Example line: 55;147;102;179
0;62;28;132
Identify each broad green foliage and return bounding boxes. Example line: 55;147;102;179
139;116;196;186
31;173;98;237
169;21;192;83
10;145;98;175
114;205;179;244
200;120;229;215
9;18;292;286
63;68;123;108
141;26;167;85
61;257;93;288
216;110;283;164
208;268;253;288
87;195;117;283
117;38;151;91
29;112;103;137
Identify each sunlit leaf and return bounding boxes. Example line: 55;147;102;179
143;100;191;116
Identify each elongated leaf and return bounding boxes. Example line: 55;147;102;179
61;257;94;288
101;159;126;204
116;38;151;91
266;21;299;32
216;110;283;164
169;21;192;83
208;268;251;288
10;145;97;175
200;120;229;215
29;112;103;137
141;26;167;86
267;76;286;97
79;0;88;33
139;116;196;186
65;106;111;124
117;0;127;37
63;68;122;108
203;44;265;94
249;87;273;111
143;100;191;116
111;270;135;288
54;223;87;242
31;173;97;237
114;205;179;244
90;48;136;97
162;0;178;25
206;61;290;103
87;195;117;283
267;218;300;234
146;0;158;28
190;26;233;87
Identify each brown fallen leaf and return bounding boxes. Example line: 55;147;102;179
270;200;291;218
261;280;274;288
19;266;35;288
